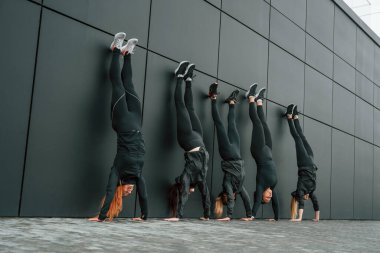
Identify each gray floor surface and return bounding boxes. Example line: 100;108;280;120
0;218;380;252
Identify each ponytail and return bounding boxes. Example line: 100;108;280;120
100;185;124;221
169;183;181;217
290;196;298;219
214;192;225;218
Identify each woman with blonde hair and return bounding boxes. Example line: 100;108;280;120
209;83;252;221
285;104;319;222
88;32;148;222
246;84;279;221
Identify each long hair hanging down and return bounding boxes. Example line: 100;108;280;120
101;185;124;221
214;192;228;218
169;183;181;217
290;196;298;219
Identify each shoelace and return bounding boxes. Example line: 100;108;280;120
115;38;124;49
127;41;137;54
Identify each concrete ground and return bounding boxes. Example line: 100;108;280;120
0;218;379;253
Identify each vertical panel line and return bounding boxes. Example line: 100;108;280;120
18;2;44;216
135;0;153;218
330;3;336;220
263;0;271;218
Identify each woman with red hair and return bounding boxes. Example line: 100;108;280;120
88;32;148;222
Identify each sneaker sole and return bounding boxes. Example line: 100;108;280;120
121;38;138;54
254;88;266;99
245;83;258;98
111;32;126;50
183;64;195;78
174;61;190;75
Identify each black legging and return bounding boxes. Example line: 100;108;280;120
175;77;204;151
110;50;142;131
211;100;241;160
249;103;273;163
287;118;314;167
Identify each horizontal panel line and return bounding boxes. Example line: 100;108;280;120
35;2;380;149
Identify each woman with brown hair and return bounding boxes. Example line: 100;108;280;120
285;104;319;222
88;32;148;222
164;61;211;222
209;83;252;221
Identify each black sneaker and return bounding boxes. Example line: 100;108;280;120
292;105;299;118
245;83;258;98
174;61;190;77
254;87;266;102
285;104;295;116
225;90;240;103
183;63;195;80
208;82;219;98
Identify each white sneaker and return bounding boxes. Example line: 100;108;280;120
110;32;126;50
121;38;138;55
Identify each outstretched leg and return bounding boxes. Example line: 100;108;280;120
287;118;313;167
211;100;239;160
249;101;267;163
227;103;241;156
257;104;272;149
175;77;204;151
121;53;142;127
294;118;314;159
110;49;138;132
184;79;203;137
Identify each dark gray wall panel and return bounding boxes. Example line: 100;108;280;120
44;0;151;48
222;0;270;38
21;10;146;217
303;118;331;219
149;0;219;76
304;66;333;125
268;43;305;111
306;34;333;78
334;6;356;66
210;82;258;219
374;109;380;146
356;29;375;82
374;147;380;220
270;7;305;60
219;14;268;89
306;0;334;50
271;0;306;29
354;139;373;219
356;71;374;105
375;46;380;86
332;83;355;135
0;0;40;216
262;102;301;219
142;52;215;218
331;129;355;219
355;97;374;143
374;85;380;109
333;55;356;92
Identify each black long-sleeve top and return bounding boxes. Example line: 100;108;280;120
98;131;148;221
291;165;319;211
252;160;279;220
221;160;252;218
177;147;210;218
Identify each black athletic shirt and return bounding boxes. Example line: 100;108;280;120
291;165;319;211
222;160;252;218
98;130;148;221
177;147;210;218
252;160;279;220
